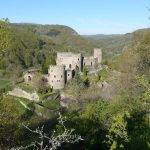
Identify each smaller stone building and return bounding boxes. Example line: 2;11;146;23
23;69;40;84
24;73;34;83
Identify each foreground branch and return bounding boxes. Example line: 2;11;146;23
12;113;83;150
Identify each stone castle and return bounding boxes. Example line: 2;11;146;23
47;48;102;90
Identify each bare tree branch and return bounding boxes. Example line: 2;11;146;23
12;113;83;150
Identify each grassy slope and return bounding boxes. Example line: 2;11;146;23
0;79;11;86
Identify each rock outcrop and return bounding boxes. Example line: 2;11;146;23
8;88;39;102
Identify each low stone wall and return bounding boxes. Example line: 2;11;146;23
8;88;39;102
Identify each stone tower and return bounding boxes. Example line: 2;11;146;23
94;48;102;63
48;65;65;90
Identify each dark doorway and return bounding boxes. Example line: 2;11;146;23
28;76;31;81
69;64;72;69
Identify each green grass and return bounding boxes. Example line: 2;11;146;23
17;83;36;92
2;95;28;116
0;80;11;89
0;79;11;86
42;100;60;110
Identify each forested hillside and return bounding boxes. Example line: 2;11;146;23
82;33;132;59
60;26;150;150
0;20;96;78
0;19;150;150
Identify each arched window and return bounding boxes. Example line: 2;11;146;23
91;62;92;66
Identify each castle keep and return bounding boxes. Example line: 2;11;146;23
48;48;102;90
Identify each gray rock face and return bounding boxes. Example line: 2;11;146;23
8;88;39;102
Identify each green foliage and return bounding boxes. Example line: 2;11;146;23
83;66;88;77
42;54;56;74
0;96;30;147
38;86;52;95
17;83;36;93
83;33;131;60
0;19;11;57
97;69;110;81
132;29;150;75
105;112;130;150
41;100;60;109
0;80;13;95
46;29;61;36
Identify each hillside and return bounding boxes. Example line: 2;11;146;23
0;22;96;78
11;23;96;55
0;20;150;150
82;33;132;59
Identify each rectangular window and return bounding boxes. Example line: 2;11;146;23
54;75;56;78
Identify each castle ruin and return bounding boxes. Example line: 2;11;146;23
47;48;102;90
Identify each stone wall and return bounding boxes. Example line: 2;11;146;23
56;52;82;71
66;69;72;81
83;56;97;68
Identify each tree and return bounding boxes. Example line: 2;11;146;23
42;54;56;74
83;66;87;77
105;112;130;150
0;18;11;58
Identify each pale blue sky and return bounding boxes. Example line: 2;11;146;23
0;0;150;34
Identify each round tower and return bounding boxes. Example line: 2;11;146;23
94;48;102;63
48;65;65;90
